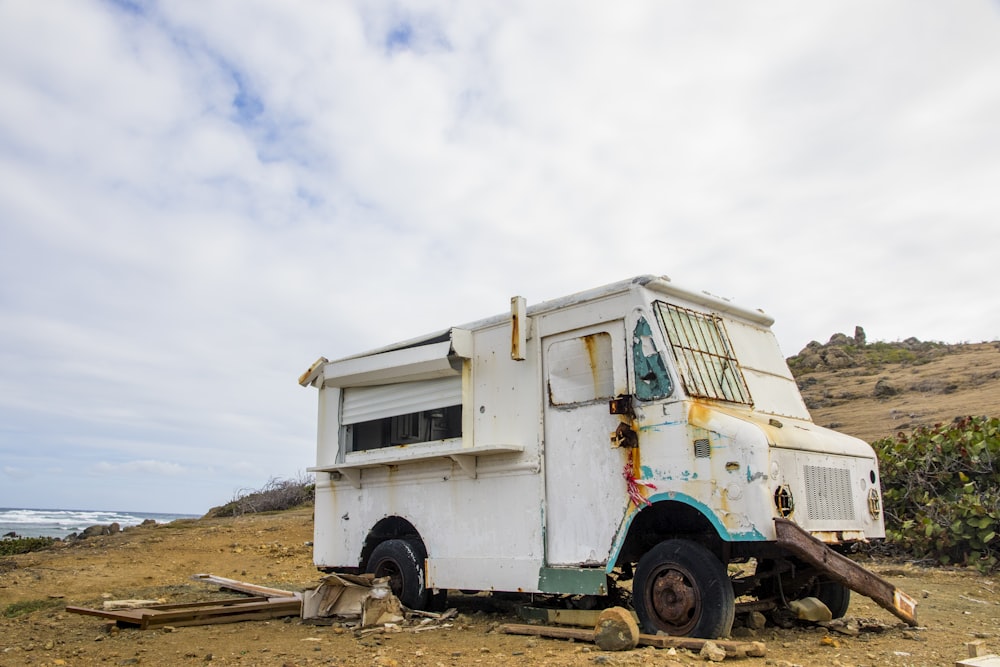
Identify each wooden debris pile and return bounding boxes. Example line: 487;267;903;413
66;574;302;630
66;572;458;636
504;606;766;660
302;572;458;636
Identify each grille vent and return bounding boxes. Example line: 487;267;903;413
803;465;855;521
693;438;710;458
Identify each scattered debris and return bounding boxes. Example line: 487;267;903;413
190;573;301;599
102;600;165;610
957;641;1000;667
67;596;302;630
361;579;403;628
518;605;619;628
788;597;832;622
67;573;303;629
301;573;373;619
500;623;765;659
593;607;639;651
700;640;727;662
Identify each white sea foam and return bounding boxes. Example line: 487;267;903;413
0;508;198;539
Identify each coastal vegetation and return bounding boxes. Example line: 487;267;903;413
0;536;54;557
204;474;315;518
873;416;1000;572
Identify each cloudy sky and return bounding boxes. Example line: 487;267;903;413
1;1;998;515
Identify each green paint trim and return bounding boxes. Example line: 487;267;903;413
537;567;609;595
604;491;767;573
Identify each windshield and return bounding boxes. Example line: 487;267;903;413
653;301;811;419
655;301;752;405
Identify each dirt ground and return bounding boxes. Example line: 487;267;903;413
1;508;998;667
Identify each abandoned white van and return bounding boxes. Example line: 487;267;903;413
300;275;916;638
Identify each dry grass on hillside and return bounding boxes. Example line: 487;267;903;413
794;341;1000;443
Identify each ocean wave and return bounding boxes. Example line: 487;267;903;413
0;508;198;538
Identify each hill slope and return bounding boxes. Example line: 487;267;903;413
787;330;1000;443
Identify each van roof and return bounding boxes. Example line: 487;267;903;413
335;275;773;362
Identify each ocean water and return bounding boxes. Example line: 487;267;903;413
0;507;200;539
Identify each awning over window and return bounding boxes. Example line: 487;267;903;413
315;328;471;388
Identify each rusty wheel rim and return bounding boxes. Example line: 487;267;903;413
647;565;700;635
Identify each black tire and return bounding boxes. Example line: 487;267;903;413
365;538;429;610
814;580;851;619
757;560;850;619
633;539;735;638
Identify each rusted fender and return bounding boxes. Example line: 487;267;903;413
774;518;918;626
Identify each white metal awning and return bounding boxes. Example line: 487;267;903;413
301;328;472;389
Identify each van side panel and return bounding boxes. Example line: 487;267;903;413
314;323;549;592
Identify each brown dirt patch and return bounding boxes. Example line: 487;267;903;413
2;508;999;666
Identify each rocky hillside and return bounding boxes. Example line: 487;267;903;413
787;327;1000;443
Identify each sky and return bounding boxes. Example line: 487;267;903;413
1;1;999;515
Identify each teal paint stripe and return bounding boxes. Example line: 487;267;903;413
537;567;609;595
604;491;766;573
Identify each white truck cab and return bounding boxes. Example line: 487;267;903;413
300;275;915;637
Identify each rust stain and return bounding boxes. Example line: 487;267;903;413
582;333;601;392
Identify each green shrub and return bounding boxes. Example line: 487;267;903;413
873;416;1000;571
0;536;55;557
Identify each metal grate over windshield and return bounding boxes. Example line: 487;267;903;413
655;302;753;405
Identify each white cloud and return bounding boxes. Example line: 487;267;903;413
92;460;189;476
1;0;999;513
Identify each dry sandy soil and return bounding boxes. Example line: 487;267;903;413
4;342;1000;666
2;507;999;667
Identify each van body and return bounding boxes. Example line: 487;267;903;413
300;275;900;637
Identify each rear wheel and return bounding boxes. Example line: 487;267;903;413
813;580;851;618
633;539;735;638
365;538;429;610
759;560;851;619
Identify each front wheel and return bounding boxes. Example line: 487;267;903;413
633;539;735;638
365;538;429;610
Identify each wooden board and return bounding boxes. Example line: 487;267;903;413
67;596;302;629
499;623;766;658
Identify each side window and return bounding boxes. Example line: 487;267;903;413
547;332;615;405
341;376;463;452
632;316;672;400
348;405;462;452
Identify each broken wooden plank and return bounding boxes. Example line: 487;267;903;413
499;623;766;658
191;573;301;599
957;657;1000;667
67;596;302;629
136;598;300;628
518;606;607;628
774;518;918;626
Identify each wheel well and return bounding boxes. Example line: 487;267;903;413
613;500;725;568
360;517;426;570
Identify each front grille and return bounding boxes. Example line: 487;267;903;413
803;465;856;521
